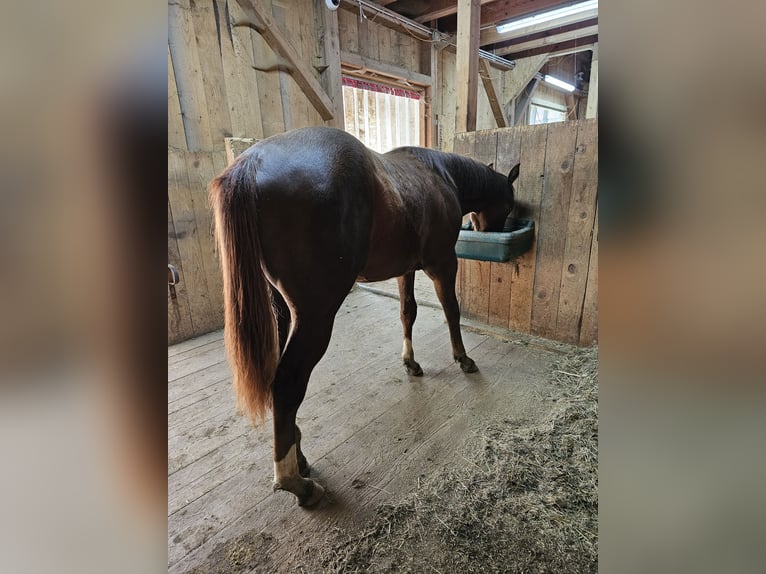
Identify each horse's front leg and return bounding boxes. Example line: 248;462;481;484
397;271;423;376
425;257;479;373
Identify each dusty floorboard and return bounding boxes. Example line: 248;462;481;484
168;286;573;573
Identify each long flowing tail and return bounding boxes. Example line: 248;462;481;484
209;158;278;425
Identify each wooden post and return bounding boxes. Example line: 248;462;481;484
315;0;344;128
429;42;441;148
455;0;480;133
586;42;598;118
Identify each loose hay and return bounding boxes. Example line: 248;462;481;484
314;346;598;574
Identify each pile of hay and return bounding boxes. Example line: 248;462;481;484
316;347;598;574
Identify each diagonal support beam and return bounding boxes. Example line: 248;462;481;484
234;0;336;121
478;59;506;128
514;78;539;126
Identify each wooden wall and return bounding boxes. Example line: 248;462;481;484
168;150;228;344
453;119;598;346
168;0;333;343
337;7;426;75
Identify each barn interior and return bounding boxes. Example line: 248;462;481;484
168;1;598;571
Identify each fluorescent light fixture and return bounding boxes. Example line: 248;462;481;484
496;0;598;34
544;75;576;92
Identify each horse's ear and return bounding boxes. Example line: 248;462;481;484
486;162;494;170
508;163;520;185
469;212;480;231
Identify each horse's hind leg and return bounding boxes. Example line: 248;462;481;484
397;271;423;376
272;309;339;507
272;291;309;476
425;257;479;373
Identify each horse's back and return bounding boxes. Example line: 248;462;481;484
238;128;375;303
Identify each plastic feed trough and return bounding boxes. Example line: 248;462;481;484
455;218;535;263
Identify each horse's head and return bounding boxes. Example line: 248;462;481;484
469;163;520;232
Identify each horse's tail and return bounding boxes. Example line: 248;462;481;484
513;199;534;220
209;158;278;425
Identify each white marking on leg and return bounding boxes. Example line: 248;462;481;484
401;337;414;362
274;444;298;485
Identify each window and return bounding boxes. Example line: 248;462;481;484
342;77;421;153
528;103;567;125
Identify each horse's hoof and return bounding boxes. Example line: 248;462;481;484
404;360;424;377
298;480;325;508
459;356;479;373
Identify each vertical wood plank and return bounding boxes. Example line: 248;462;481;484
168;0;214;150
377;23;392;65
464;130;498;323
365;17;380;61
184;152;225;324
301;0;325;127
452;132;475;309
455;0;480;133
530;121;579;339
586;42;598;119
488;128;521;327
316;0;344;128
509;123;548;333
556;120;599;343
217;0;264;140
428;44;440;148
357;12;370;59
271;0;304;130
168;46;187;151
168;152;216;336
168;200;194;343
189;0;233;145
579;203;598;345
440;50;456;151
338;7;358;54
248;0;285;137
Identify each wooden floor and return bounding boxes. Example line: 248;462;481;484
168;286;568;573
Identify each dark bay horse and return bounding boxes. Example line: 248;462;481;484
210;127;521;507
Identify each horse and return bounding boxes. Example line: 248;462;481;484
209;126;522;507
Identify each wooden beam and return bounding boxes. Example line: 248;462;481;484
544;43;595;60
481;0;572;28
341;50;432;86
478;59;506;128
408;0;494;24
233;0;336;121
437;0;573;32
502;34;598;60
494;25;598;56
315;0;344;128
514;77;539;125
455;0;480;133
585;42;598;118
480;9;598;46
503;53;547;101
